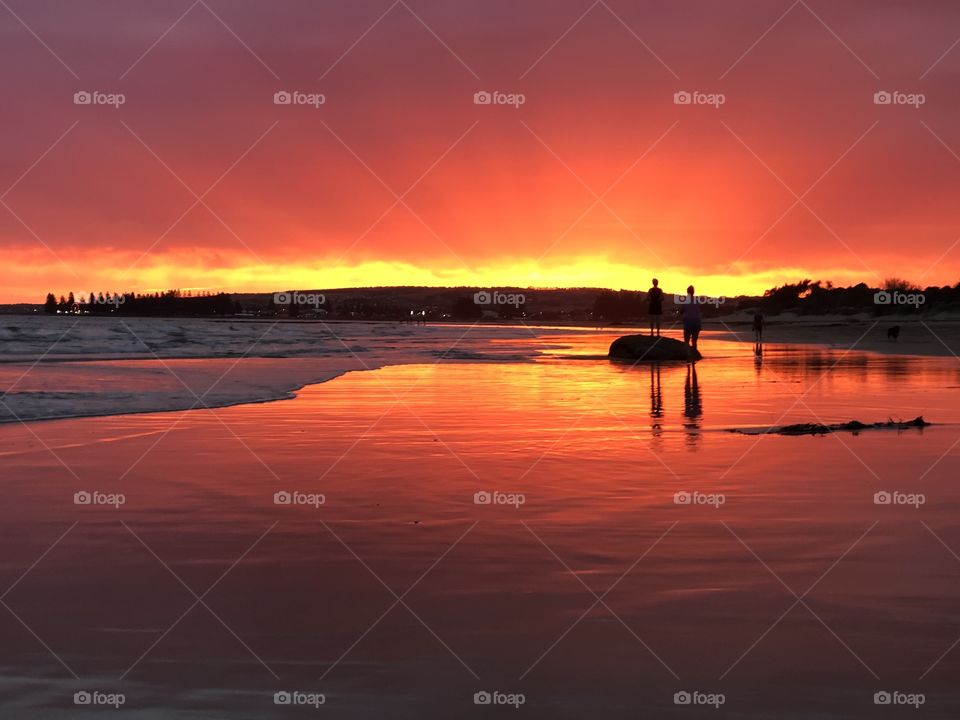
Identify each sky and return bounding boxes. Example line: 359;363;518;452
2;0;960;302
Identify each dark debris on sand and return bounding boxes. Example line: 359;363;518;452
730;416;931;436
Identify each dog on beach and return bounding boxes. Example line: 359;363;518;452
887;325;901;342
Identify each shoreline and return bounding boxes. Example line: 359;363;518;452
1;318;956;427
5;313;959;358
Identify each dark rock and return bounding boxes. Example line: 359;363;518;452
609;334;701;362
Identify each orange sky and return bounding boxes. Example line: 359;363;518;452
2;0;960;302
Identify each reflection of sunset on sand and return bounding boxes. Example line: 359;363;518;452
2;330;960;716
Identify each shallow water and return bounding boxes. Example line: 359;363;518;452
1;331;959;718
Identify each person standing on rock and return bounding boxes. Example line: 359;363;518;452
680;285;701;358
647;279;664;337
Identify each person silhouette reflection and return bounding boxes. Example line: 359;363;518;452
683;364;702;447
649;363;663;443
650;364;663;418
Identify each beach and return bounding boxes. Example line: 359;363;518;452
0;318;568;423
3;314;958;424
1;319;959;717
6;0;959;714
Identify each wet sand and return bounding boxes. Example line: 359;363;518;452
0;335;960;718
1;337;960;717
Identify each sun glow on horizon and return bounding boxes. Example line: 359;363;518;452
8;247;911;304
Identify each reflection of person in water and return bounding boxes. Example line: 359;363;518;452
650;363;663;419
649;363;663;443
683;364;702;447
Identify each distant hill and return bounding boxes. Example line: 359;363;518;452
4;285;769;321
0;304;41;315
23;279;957;320
235;286;609;321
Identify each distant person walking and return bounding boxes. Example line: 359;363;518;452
752;312;764;343
647;279;664;337
680;285;701;357
752;311;764;356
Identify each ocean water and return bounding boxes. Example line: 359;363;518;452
0;318;572;423
0;327;959;718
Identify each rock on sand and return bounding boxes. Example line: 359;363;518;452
608;334;702;362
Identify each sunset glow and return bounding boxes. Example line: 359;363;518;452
8;249;917;303
3;0;960;301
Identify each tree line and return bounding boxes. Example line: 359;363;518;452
744;279;957;315
44;290;236;316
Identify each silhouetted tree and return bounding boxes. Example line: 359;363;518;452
883;277;919;292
